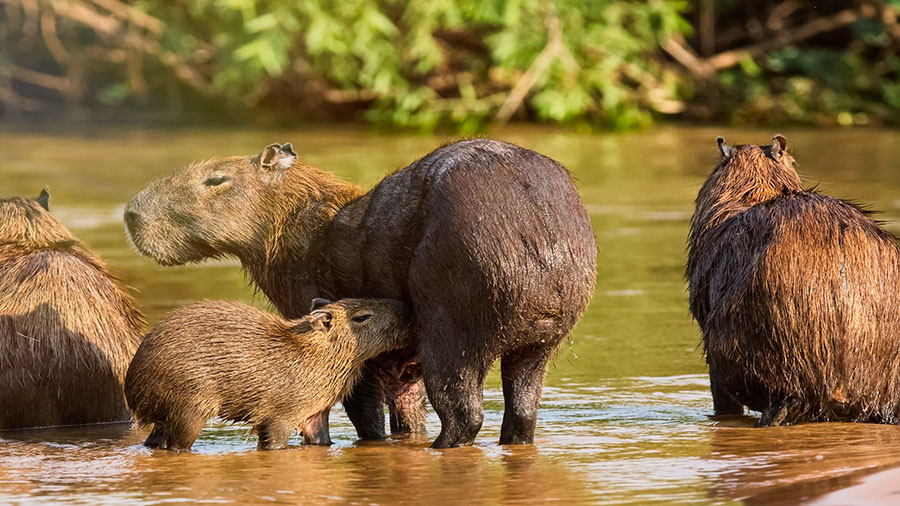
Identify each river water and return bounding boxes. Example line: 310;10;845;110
2;126;900;504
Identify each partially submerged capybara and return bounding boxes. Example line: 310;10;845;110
124;298;411;451
0;191;144;430
688;135;900;426
124;139;597;447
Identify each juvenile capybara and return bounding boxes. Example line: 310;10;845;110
688;135;900;426
124;298;411;451
124;139;597;447
0;191;144;430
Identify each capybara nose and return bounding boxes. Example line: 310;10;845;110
124;210;140;228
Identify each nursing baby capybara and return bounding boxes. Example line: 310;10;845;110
0;191;144;430
688;135;900;426
124;139;597;448
124;298;411;451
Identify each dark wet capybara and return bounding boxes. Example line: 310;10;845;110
124;139;598;448
688;135;900;426
124;298;411;451
0;191;144;430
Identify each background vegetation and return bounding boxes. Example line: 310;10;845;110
1;0;898;131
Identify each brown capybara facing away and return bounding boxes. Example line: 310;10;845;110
124;139;597;448
124;298;411;452
0;191;144;430
688;135;900;427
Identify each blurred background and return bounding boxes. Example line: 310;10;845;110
1;0;898;132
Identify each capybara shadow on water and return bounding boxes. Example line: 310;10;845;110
125;139;597;448
124;298;411;452
0;192;144;430
688;135;900;426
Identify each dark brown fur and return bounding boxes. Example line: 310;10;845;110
125;139;598;447
124;298;410;451
688;135;900;426
0;193;144;430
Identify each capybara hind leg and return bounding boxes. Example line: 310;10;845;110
388;378;427;436
144;425;172;450
709;360;743;415
301;410;333;446
342;366;386;440
166;416;206;452
422;350;488;448
499;344;553;445
257;419;293;450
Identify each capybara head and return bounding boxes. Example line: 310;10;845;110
123;143;304;266
692;135;804;235
0;190;75;248
307;298;412;362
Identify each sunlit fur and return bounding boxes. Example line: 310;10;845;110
124;298;411;451
0;196;144;430
688;136;900;426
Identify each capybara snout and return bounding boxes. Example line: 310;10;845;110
124;297;411;452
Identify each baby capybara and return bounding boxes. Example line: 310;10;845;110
688;135;900;426
0;191;144;430
124;298;411;451
124;139;597;448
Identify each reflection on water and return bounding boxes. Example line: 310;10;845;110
2;126;900;503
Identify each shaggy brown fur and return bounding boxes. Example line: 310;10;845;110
124;298;411;452
688;135;900;426
125;139;597;448
0;192;144;430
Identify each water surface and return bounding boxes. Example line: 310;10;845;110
2;126;900;504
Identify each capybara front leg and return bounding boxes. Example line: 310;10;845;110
499;344;552;445
387;377;428;436
709;359;743;415
257;419;293;450
342;364;387;440
144;424;172;450
167;416;206;452
301;409;333;445
757;398;801;427
422;351;488;448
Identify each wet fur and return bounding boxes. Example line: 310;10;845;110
0;196;144;430
124;298;411;451
125;139;598;447
688;136;900;426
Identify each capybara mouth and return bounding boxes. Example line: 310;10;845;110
123;220;193;267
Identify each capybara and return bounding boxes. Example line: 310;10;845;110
688;135;900;426
124;139;597;448
124;298;411;451
0;191;144;430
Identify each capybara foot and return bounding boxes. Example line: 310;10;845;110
388;377;427;435
257;420;293;450
431;414;483;449
144;426;171;450
757;398;801;427
301;411;333;446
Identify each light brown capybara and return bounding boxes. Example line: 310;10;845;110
688;135;900;426
124;139;597;448
0;191;144;430
124;298;411;452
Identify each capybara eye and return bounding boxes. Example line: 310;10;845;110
203;176;231;187
351;314;372;323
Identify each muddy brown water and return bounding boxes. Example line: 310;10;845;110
2;126;900;504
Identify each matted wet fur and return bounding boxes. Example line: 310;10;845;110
124;139;597;448
688;135;900;426
124;298;411;452
0;192;144;430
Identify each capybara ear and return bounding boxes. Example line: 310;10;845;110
716;137;732;159
257;142;297;171
310;310;333;333
310;298;332;312
36;188;50;211
772;134;787;157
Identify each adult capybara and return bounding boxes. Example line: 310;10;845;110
124;298;411;451
688;135;900;426
124;139;597;448
0;191;144;430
